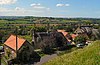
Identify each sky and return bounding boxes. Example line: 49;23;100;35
0;0;100;18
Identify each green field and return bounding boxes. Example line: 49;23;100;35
44;40;100;65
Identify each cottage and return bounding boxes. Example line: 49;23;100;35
4;35;35;61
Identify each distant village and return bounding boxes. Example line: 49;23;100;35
0;17;100;65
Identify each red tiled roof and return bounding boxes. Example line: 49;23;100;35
57;30;68;36
71;34;78;39
62;32;68;36
57;30;65;32
4;35;26;51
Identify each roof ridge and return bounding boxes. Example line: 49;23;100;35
4;34;26;51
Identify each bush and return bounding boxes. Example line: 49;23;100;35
42;45;55;54
74;35;87;44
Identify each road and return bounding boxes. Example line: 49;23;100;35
34;54;57;65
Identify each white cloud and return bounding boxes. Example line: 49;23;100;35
65;4;70;6
56;4;64;7
15;7;21;10
30;3;50;10
0;7;25;14
0;6;50;16
56;4;70;7
30;3;41;7
0;0;17;5
15;7;24;11
33;6;46;9
30;3;44;9
15;7;25;13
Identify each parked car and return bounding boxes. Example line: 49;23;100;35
76;43;85;48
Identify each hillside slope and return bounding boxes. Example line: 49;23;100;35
44;40;100;65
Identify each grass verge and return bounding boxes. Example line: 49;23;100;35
44;40;100;65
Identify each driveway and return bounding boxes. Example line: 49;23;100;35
34;54;57;65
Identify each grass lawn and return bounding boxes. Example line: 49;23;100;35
44;40;100;65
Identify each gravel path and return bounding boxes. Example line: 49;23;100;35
34;54;57;65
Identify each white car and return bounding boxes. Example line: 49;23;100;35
76;43;85;48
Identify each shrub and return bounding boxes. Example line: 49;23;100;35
74;35;87;44
42;45;55;54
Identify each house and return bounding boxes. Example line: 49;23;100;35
32;32;51;48
54;30;67;47
32;29;78;49
74;25;100;40
57;30;79;45
74;26;92;40
74;27;85;34
57;30;72;45
4;35;35;61
74;26;92;34
32;30;67;48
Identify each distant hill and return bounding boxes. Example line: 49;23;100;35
44;40;100;65
0;16;100;24
0;16;100;20
0;16;25;19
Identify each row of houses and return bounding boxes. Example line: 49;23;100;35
32;25;100;48
75;25;100;39
3;25;97;55
2;29;77;61
2;25;100;64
